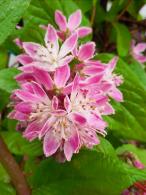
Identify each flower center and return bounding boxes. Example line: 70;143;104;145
52;116;72;140
29;102;51;121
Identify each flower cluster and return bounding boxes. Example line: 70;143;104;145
9;10;123;161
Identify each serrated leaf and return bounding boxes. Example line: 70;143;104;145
1;131;43;156
0;68;20;93
129;59;146;89
0;0;31;44
31;139;146;195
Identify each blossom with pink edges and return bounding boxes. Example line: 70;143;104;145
17;25;77;72
55;9;92;40
9;9;123;161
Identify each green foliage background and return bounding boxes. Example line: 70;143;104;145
0;0;146;194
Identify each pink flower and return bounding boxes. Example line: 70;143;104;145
10;9;124;162
82;57;123;102
131;40;146;63
55;9;92;40
17;25;77;72
101;57;123;102
9;73;105;161
73;42;96;62
15;65;72;95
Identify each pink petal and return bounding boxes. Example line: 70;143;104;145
72;74;80;92
12;111;28;121
23;121;42;141
101;82;112;91
134;43;146;53
85;60;104;66
85;74;103;85
45;24;58;45
21;82;34;93
15;73;35;83
64;130;79;161
63;83;73;95
15;90;41;103
108;56;118;72
83;65;104;75
109;88;123;102
59;32;78;58
64;95;71;113
21;81;47;100
95;96;108;106
56;31;66;41
72;45;78;57
59;55;74;66
44;25;59;56
89;115;107;132
52;96;59;110
135;55;146;63
64;142;74;161
77;27;92;38
23;42;40;57
81;126;100;146
30;82;48;99
17;54;33;65
43;130;60;157
104;103;115;115
33;68;53;90
39;116;56;139
54;65;70;88
19;63;36;72
69;112;87;125
15;102;32;114
55;10;67;31
133;160;145;169
78;42;95;61
68;10;82;31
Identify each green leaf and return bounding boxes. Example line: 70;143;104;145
0;47;8;69
0;0;31;44
96;53;146;142
0;182;16;195
0;164;10;183
114;23;131;57
31;139;146;195
74;0;92;13
0;90;9;111
0;68;20;93
129;59;146;89
1;131;43;156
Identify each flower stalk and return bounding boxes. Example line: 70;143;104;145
0;135;31;195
